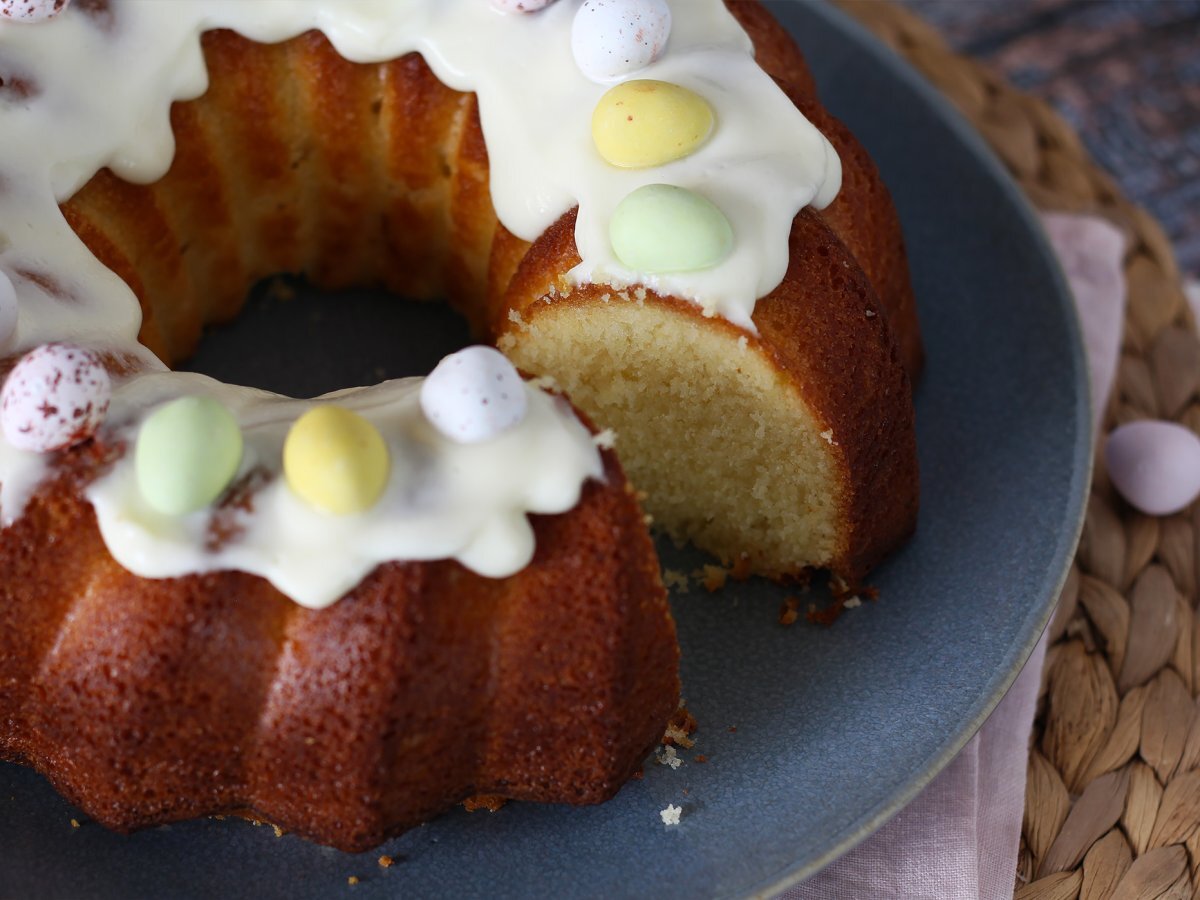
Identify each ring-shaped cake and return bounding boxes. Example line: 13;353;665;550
0;0;919;849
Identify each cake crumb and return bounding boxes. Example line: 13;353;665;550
656;745;682;770
728;726;738;734
778;596;801;626
70;818;80;829
527;373;561;393
809;582;878;626
506;308;526;328
698;564;728;592
820;428;837;445
272;824;284;838
593;428;617;450
730;554;754;581
660;804;682;826
695;755;709;764
663;704;697;748
463;794;507;813
348;876;359;886
865;309;876;318
662;569;690;594
378;856;394;869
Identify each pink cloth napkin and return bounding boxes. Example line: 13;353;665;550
787;212;1127;900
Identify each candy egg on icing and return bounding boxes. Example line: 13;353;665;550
572;0;672;83
610;184;733;274
592;80;714;169
421;346;528;444
0;0;69;22
1106;420;1200;516
0;270;17;350
489;0;556;12
284;405;390;516
136;396;244;516
1;342;110;452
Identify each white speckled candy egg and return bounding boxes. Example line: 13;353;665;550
1106;420;1200;516
572;0;672;83
421;347;528;444
1;343;110;452
489;0;556;12
0;270;18;350
0;0;69;22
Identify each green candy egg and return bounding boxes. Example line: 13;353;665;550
610;184;734;274
136;396;244;516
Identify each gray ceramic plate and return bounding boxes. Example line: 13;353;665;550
0;2;1090;897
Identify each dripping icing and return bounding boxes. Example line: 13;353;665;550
0;0;840;606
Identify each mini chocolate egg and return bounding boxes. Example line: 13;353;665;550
489;0;555;11
593;80;714;169
1;342;109;452
572;0;671;82
610;184;733;274
136;396;244;516
1106;420;1200;516
421;346;528;444
0;270;17;349
284;405;390;516
0;0;69;22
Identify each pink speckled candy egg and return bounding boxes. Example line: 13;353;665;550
1106;420;1200;516
1;343;111;452
572;0;672;82
420;346;528;444
489;0;556;12
0;0;69;22
0;270;17;350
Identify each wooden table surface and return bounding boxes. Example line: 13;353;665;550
896;0;1200;278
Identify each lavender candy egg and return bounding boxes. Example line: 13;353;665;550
489;0;556;12
420;346;528;444
572;0;672;83
0;270;17;350
1;343;111;452
0;0;69;23
1106;420;1200;516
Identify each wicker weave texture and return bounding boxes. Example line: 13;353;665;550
834;3;1200;897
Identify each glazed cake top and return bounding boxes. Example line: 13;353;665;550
0;0;840;607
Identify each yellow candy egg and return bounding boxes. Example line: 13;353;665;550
283;406;390;516
592;80;714;169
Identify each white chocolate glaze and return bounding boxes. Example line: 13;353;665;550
0;0;839;606
86;374;602;608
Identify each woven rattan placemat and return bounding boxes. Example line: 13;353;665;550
834;2;1200;897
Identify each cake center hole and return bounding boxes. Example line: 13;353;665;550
181;275;474;398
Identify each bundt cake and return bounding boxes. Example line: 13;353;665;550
0;0;919;851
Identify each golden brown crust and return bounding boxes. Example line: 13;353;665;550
0;444;677;852
727;0;924;378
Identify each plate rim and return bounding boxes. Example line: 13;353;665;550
755;1;1094;894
